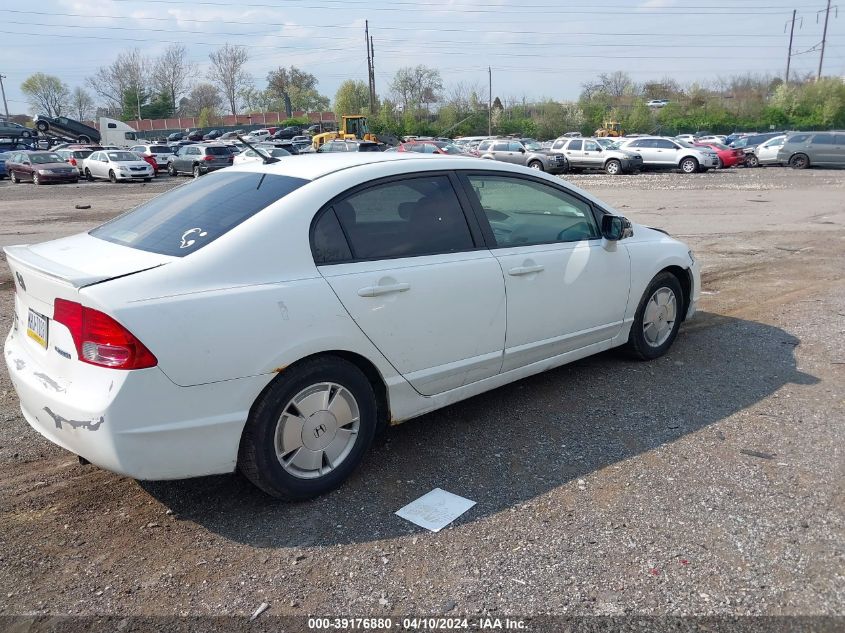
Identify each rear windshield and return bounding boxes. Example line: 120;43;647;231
358;144;381;152
205;146;230;156
150;145;171;153
90;171;309;257
73;150;93;158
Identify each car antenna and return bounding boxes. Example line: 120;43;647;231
235;134;279;164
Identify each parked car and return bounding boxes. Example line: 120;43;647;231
245;129;273;143
133;152;158;173
693;142;745;169
0;151;11;178
647;99;669;108
675;134;697;144
550;137;643;175
317;140;382;153
129;144;175;171
397;140;468;155
777;131;845;169
616;137;719;173
219;131;241;140
83;150;153;182
167;132;185;142
729;132;783;151
232;147;292;165
0;120;35;140
291;135;312;153
202;129;223;141
697;135;727;144
6;150;79;184
185;130;206;142
262;139;299;155
54;148;94;175
3;153;700;499
744;135;786;167
272;126;302;140
168;144;234;177
476;139;569;173
35;115;100;143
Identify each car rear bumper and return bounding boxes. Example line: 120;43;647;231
4;326;270;480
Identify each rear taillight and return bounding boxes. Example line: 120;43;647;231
203;155;214;161
69;158;77;166
53;299;157;370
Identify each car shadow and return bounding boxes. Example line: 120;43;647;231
140;312;817;547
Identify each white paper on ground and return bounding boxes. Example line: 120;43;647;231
395;488;476;532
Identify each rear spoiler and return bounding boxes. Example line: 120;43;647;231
4;245;163;289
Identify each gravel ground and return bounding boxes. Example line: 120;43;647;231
0;167;842;625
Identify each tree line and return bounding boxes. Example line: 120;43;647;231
19;51;845;137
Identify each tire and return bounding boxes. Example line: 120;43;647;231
238;356;378;500
36;120;49;132
528;160;544;171
108;170;117;183
78;135;91;144
20;130;32;139
790;153;809;170
716;157;724;169
193;164;201;178
745;154;759;168
605;159;622;175
11;171;19;184
679;157;699;174
168;163;178;177
71;178;79;184
626;272;684;361
84;168;94;182
33;172;41;185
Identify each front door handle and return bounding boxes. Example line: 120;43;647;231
508;265;544;276
357;283;410;297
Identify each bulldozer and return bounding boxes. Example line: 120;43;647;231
595;120;624;137
312;115;378;149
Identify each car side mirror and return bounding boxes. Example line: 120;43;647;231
601;215;633;241
519;148;525;153
595;146;603;152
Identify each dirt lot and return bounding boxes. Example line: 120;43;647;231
0;167;843;624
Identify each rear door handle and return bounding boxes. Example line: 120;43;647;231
508;265;544;276
357;283;410;297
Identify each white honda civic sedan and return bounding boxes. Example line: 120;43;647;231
4;154;699;499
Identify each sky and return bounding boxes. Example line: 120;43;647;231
2;0;843;117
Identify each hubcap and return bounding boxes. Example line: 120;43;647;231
273;382;359;479
530;162;541;170
607;162;619;174
642;287;677;347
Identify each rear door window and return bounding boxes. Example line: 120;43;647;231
324;176;475;261
811;134;834;145
90;171;309;257
568;140;583;150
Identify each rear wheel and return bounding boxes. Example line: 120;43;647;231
238;357;378;500
35;120;49;132
626;272;684;360
605;159;622;175
108;170;117;183
680;157;699;174
790;153;809;170
527;160;544;171
745;154;759;168
193;164;201;178
78;135;91;144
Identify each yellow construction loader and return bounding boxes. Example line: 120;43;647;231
595;120;624;137
312;115;378;149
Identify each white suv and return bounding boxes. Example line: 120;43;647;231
4;153;699;499
616;137;719;173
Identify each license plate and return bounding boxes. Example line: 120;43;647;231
27;309;48;349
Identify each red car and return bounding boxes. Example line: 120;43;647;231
396;140;470;155
694;142;745;168
5;151;79;184
132;152;158;174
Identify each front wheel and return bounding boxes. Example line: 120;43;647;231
108;170;117;183
716;157;724;169
790;153;809;170
745;154;759;168
36;120;49;132
238;357;377;500
605;159;622;175
84;168;94;181
626;272;684;360
168;163;178;177
679;157;698;174
527;160;544;171
33;172;41;185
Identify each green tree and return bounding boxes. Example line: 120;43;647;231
198;107;213;128
21;73;70;117
333;80;371;117
626;101;653;133
267;65;330;113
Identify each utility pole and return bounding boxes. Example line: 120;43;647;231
817;0;831;79
488;66;492;136
0;74;9;119
786;9;797;83
370;35;378;113
365;21;373;114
